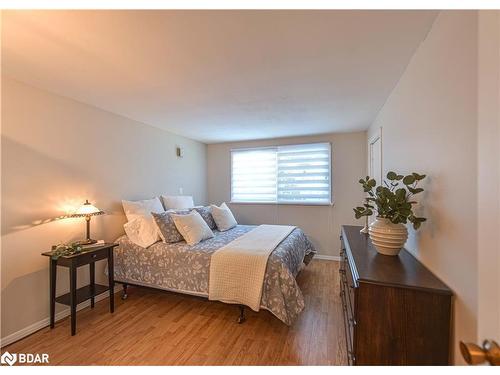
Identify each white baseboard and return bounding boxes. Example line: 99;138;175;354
1;287;120;348
314;254;341;261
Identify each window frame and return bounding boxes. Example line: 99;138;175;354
230;142;333;206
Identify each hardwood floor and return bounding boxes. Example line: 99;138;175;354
2;259;346;365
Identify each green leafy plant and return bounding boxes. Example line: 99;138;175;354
50;243;84;260
353;171;427;230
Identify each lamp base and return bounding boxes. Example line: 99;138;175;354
76;238;97;246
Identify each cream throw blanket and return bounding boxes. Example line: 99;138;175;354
208;224;296;311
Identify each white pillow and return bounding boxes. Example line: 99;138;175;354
122;197;164;242
210;202;237;232
122;197;164;222
170;210;214;246
123;217;159;248
161;195;195;210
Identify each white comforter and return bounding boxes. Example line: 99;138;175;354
208;224;296;311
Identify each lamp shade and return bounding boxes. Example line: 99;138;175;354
71;200;104;217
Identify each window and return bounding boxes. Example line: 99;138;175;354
231;142;332;205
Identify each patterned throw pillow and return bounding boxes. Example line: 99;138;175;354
151;210;190;243
123;216;159;248
193;206;217;230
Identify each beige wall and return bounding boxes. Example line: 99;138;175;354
207;132;367;257
1;77;207;341
367;11;478;363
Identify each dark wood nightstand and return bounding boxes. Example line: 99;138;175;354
41;243;118;336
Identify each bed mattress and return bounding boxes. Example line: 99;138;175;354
113;224;315;325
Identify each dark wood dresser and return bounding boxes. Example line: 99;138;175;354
340;225;453;365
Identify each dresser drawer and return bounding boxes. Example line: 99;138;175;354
340;251;356;319
340;274;356;364
340;236;357;364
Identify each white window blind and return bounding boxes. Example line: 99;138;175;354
231;148;277;203
231;142;331;205
277;143;331;204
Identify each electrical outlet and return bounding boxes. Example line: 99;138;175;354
179;187;183;195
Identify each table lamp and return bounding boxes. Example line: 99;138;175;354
71;200;104;245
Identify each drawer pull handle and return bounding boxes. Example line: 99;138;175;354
91;254;97;258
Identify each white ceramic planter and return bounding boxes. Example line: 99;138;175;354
368;217;408;256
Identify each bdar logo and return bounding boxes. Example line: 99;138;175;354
0;351;49;365
1;351;17;366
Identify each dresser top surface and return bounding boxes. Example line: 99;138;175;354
341;225;452;295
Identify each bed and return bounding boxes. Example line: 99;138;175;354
113;224;315;325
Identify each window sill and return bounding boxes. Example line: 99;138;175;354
229;201;334;207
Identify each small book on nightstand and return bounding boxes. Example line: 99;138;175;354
81;240;105;248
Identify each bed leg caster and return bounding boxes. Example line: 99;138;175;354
121;284;128;300
237;305;246;324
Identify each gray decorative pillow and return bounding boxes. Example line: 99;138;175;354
193;206;217;230
151;210;190;243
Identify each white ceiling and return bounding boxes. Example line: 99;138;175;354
2;10;437;143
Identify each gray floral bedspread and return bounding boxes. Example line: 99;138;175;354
113;225;315;325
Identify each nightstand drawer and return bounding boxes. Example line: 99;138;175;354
75;249;109;266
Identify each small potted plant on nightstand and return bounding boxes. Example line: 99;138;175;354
353;171;427;256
